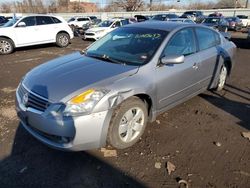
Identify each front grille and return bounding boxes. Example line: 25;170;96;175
18;84;50;112
85;33;95;36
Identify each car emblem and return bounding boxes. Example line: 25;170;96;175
22;93;29;107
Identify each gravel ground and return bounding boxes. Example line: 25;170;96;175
0;33;249;188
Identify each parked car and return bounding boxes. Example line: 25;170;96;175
225;17;243;31
0;15;73;54
84;19;129;40
180;11;205;23
16;22;236;151
237;15;250;27
151;14;179;21
202;17;229;32
134;15;150;22
68;16;91;28
208;12;223;18
168;18;195;24
0;16;8;26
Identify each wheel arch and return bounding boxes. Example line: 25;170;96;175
220;51;232;76
0;35;15;47
56;31;70;38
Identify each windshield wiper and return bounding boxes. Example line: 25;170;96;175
86;53;126;65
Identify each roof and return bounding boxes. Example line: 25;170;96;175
124;21;196;32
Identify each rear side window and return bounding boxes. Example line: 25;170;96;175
163;28;196;56
195;28;219;51
77;18;89;21
51;17;62;23
36;16;54;25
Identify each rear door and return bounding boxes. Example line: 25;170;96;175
36;16;56;43
156;28;201;110
194;27;221;88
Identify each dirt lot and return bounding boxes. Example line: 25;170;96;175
0;33;249;188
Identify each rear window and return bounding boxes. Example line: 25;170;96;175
51;17;62;23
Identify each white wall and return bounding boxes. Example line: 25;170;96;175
1;8;250;20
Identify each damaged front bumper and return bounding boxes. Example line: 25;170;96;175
15;89;113;151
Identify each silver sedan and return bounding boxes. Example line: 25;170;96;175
16;22;236;151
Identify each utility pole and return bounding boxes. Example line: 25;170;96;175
246;0;249;8
150;0;153;11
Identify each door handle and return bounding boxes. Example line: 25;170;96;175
192;63;198;70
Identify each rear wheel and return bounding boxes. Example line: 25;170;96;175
0;37;14;55
107;97;148;149
216;64;228;91
56;33;70;48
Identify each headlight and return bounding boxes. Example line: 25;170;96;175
95;30;104;34
63;89;109;116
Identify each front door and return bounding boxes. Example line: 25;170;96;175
156;28;201;110
14;16;37;46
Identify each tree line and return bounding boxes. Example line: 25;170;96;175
0;0;249;13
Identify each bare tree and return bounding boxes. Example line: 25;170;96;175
216;0;245;8
0;3;12;13
114;0;144;11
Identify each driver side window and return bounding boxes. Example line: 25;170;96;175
19;16;36;27
163;28;196;57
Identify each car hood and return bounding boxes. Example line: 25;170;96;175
23;52;139;102
87;27;109;32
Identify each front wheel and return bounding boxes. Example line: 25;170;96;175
0;37;14;55
216;64;228;91
107;97;148;149
56;33;70;48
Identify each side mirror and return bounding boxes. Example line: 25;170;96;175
17;22;26;27
160;55;184;65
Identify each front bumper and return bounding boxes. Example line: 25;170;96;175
15;89;112;151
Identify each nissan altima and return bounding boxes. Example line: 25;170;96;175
16;22;236;151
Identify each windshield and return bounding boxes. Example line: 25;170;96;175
203;18;220;24
2;18;19;27
226;17;236;22
98;20;113;27
86;27;168;65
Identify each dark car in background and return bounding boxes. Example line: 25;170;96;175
180;11;205;23
0;16;8;26
225;17;243;31
208;12;223;18
134;15;150;22
151;14;179;21
202;17;229;32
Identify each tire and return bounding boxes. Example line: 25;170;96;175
215;64;228;91
107;97;148;149
224;27;228;33
0;37;14;55
56;32;70;48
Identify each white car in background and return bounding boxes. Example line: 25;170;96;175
237;15;250;27
68;16;91;27
84;19;129;40
0;15;74;55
